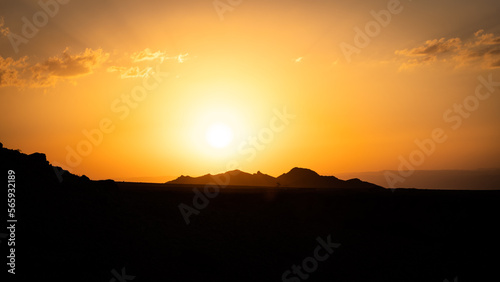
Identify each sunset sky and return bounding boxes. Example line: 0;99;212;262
1;0;500;182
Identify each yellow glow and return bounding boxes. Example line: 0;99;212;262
206;123;233;149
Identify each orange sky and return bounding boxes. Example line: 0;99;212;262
1;0;500;181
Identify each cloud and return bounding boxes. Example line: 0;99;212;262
454;30;500;69
107;66;152;79
30;48;109;87
131;48;166;62
177;53;188;63
396;30;500;70
0;17;10;36
108;49;188;79
131;48;189;63
396;37;461;70
396;38;462;57
0;56;28;87
0;48;109;88
1;47;189;88
472;29;500;46
397;56;437;70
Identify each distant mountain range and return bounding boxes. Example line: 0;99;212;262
167;167;385;190
4;141;498;190
336;170;500;190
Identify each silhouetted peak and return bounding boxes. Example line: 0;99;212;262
177;175;192;179
285;167;320;178
0;143;108;189
29;152;48;164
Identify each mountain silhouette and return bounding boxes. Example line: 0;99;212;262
169;169;277;187
168;167;385;189
0;142;382;190
0;142;114;191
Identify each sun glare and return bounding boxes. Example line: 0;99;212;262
206;123;234;149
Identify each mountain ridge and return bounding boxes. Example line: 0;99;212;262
168;167;385;190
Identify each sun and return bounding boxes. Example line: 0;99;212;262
206;123;234;149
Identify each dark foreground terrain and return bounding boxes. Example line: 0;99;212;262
7;182;500;282
2;145;499;281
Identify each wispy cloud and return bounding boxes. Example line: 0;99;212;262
293;57;303;63
107;66;152;79
0;17;10;36
396;38;462;57
131;48;189;63
107;48;188;79
396;30;500;70
131;48;167;63
177;53;188;63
